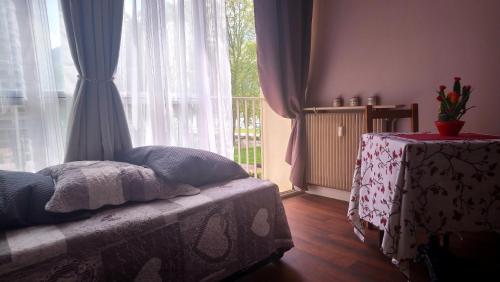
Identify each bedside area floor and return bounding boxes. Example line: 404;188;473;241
236;194;500;282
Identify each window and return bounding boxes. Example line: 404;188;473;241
0;0;233;170
0;0;74;171
115;0;233;157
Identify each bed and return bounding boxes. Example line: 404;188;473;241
0;177;293;281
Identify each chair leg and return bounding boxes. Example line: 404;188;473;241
367;222;374;230
378;230;384;248
362;220;375;230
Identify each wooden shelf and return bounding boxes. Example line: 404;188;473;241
303;105;401;113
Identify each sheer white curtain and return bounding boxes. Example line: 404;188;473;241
115;0;233;158
0;0;75;171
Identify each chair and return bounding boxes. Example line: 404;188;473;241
364;103;419;245
365;103;419;133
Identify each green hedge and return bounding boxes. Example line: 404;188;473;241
234;146;261;164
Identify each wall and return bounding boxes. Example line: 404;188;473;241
262;100;293;192
308;0;500;134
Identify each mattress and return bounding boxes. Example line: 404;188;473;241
0;177;293;281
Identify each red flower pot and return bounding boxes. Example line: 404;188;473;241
435;120;465;137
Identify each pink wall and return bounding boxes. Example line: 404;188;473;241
308;0;500;134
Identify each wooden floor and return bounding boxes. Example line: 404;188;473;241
236;194;500;282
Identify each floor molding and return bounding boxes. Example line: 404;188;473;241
305;185;350;202
280;189;304;199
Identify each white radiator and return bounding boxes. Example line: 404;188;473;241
305;109;385;191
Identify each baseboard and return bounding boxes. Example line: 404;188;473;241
280;189;304;199
305;185;350;202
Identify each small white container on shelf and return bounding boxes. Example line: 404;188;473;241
367;96;379;106
333;97;343;107
348;96;360;107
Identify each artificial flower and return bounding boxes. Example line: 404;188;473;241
436;77;473;121
447;91;460;104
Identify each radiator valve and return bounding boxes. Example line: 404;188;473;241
338;125;345;137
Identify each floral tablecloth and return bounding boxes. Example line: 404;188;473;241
348;133;500;265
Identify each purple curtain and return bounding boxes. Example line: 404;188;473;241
254;0;313;189
62;0;132;162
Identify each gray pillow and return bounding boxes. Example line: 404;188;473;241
117;146;249;187
38;161;200;213
0;170;90;230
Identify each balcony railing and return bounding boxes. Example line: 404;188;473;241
232;96;263;178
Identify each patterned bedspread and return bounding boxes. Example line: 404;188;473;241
0;177;293;281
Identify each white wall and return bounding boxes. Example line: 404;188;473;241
262;100;292;192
